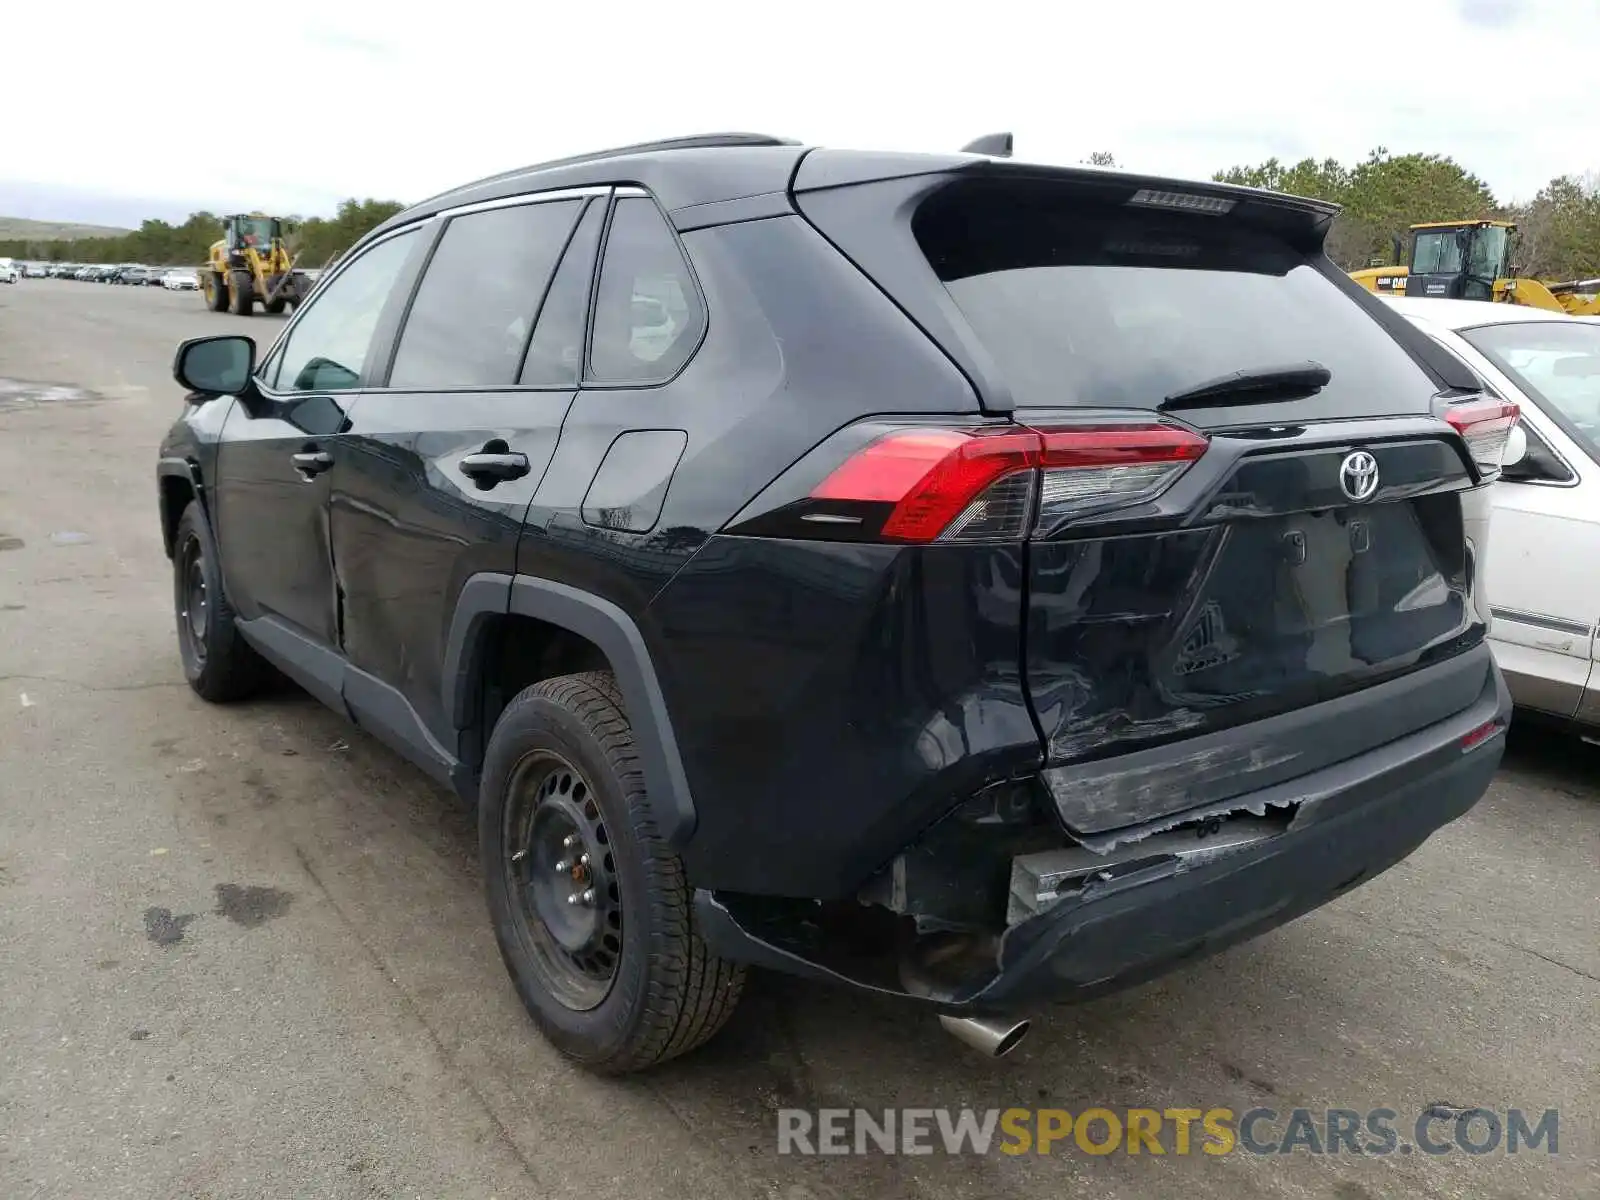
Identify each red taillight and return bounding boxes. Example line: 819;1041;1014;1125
806;423;1208;543
1037;426;1210;468
1444;397;1520;477
1460;718;1504;752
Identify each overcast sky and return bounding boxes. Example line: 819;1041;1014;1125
4;0;1596;226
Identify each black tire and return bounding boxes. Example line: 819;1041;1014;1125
204;272;228;312
480;671;745;1073
228;273;253;315
172;502;266;702
264;295;286;314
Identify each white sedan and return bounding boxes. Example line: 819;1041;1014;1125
1384;296;1600;732
162;270;199;291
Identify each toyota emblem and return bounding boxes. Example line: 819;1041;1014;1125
1339;450;1380;502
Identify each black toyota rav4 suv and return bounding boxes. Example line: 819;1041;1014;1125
159;133;1516;1072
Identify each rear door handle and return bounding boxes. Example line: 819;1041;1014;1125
459;451;531;485
291;450;333;477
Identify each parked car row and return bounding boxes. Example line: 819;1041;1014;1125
71;264;169;284
6;261;201;289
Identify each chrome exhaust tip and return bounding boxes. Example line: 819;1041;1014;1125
938;1013;1031;1058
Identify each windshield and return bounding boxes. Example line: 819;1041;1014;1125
1411;230;1465;275
1461;320;1600;459
237;218;276;247
1467;226;1508;279
912;179;1434;416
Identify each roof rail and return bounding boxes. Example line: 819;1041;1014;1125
423;133;801;205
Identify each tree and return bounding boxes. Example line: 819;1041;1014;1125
1506;173;1600;280
0;199;405;267
1082;151;1118;167
1215;148;1500;270
1215;156;1349;200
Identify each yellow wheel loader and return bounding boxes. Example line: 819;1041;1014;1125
202;213;313;316
1349;220;1600;315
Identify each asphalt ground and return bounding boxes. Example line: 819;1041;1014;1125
1;277;1595;1199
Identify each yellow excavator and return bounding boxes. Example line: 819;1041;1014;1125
1349;219;1600;314
202;213;313;316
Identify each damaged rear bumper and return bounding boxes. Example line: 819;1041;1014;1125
696;663;1510;1014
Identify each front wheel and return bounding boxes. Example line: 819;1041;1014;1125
172;502;266;702
480;672;745;1073
204;272;228;311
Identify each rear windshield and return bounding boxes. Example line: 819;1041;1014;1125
1461;320;1600;461
913;180;1435;414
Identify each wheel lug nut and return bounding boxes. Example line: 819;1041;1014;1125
562;834;579;849
554;859;571;873
566;892;580;905
580;888;595;904
578;853;590;866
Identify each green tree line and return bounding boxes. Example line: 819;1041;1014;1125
0;198;404;268
1213;148;1600;279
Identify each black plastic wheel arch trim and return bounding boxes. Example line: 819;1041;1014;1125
440;572;697;848
156;458;206;557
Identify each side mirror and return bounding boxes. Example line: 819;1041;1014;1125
174;334;255;396
1501;424;1528;468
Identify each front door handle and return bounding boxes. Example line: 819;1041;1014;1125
291;450;334;477
459;450;531;485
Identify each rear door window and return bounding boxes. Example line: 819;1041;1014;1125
912;180;1436;416
587;196;706;385
520;200;604;387
389;198;583;388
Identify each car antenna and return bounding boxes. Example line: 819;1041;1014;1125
960;132;1013;158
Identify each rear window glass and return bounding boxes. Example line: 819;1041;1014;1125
1461;320;1600;460
913;181;1434;413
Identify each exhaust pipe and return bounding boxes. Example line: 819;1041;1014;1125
938;1013;1031;1058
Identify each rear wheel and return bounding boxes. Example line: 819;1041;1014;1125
480;672;745;1073
172;502;266;702
204;272;228;311
264;294;286;314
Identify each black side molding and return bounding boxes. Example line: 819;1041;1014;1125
506;576;697;847
237;614;477;803
238;615;347;717
239;577;698;845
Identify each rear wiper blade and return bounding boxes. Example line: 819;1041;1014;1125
1160;361;1331;410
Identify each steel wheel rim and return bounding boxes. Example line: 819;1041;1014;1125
177;534;208;665
503;750;622;1011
